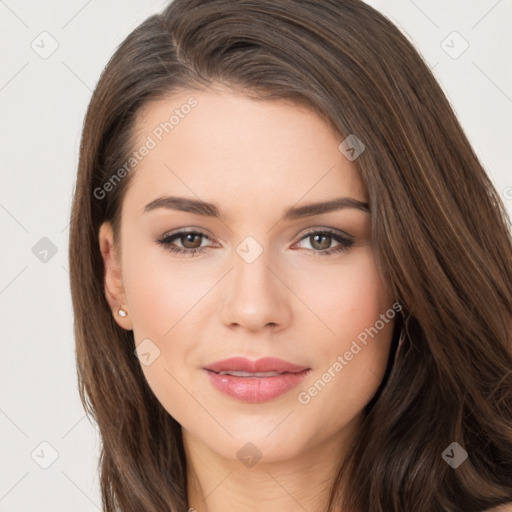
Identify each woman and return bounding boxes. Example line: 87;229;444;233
68;0;512;510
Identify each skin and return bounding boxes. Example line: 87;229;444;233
99;84;396;512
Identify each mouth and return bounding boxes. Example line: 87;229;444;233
203;366;312;403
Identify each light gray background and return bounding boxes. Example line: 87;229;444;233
1;1;511;510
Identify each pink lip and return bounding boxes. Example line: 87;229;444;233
204;356;310;374
203;357;311;403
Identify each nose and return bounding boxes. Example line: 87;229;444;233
219;247;292;333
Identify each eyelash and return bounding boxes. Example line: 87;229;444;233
156;228;354;257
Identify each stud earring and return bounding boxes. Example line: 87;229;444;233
118;306;128;317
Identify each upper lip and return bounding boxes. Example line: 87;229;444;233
204;357;310;374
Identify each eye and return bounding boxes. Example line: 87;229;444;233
293;228;354;256
157;230;212;256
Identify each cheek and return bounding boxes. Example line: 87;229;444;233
120;244;214;416
122;256;196;419
122;242;202;340
298;249;393;348
295;251;394;417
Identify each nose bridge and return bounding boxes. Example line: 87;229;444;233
220;234;291;330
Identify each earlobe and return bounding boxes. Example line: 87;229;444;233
98;221;133;330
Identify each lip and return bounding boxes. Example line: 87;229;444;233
203;357;311;403
204;357;310;374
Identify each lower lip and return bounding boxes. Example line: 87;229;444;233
204;369;311;403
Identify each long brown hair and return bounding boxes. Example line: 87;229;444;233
68;1;512;510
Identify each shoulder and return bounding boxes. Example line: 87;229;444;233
487;505;512;512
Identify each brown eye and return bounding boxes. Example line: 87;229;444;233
180;233;203;249
157;230;211;256
310;233;332;251
295;229;354;256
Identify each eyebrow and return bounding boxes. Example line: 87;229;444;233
143;195;370;221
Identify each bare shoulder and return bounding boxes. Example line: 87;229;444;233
487;504;512;512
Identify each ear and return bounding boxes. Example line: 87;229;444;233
98;221;133;330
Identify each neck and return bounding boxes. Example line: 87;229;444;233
183;418;358;512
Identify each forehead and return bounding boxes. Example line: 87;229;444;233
124;87;367;219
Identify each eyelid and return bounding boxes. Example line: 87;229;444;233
159;226;216;241
294;226;354;241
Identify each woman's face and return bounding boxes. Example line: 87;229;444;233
99;86;396;464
